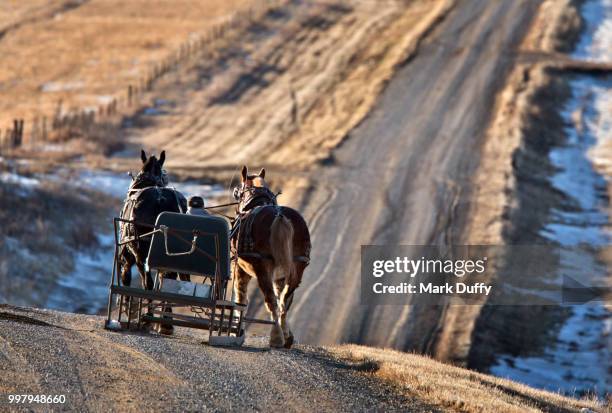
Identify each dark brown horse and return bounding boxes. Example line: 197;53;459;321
232;166;311;348
119;150;187;334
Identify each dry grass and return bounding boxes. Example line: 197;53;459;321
0;0;64;29
328;345;608;413
273;0;454;167
114;0;453;173
0;0;254;132
1;0;452;173
0;177;117;306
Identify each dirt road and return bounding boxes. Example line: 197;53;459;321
0;305;430;412
0;305;599;412
288;0;541;351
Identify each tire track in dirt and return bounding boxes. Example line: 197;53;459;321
0;335;43;395
306;184;338;235
0;313;184;411
291;211;350;318
288;0;542;352
63;331;186;411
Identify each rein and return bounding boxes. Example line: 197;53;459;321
204;202;239;210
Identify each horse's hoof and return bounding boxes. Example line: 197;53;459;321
156;323;174;335
270;325;285;348
270;339;285;348
283;334;294;349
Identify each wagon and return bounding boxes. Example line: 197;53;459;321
104;211;267;346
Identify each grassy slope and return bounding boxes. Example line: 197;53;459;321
328;345;607;412
0;179;117;307
0;0;252;129
118;0;455;172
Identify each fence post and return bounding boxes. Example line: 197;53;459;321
12;119;19;148
4;129;11;151
30;117;39;145
42;117;47;142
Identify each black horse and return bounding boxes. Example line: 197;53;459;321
118;150;188;333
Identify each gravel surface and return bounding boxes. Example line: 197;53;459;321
0;305;433;412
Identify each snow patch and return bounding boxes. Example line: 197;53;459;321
491;305;610;396
498;76;612;398
74;169;226;200
41;81;84;93
0;172;40;187
492;2;612;396
496;79;612;397
45;232;115;314
573;0;612;62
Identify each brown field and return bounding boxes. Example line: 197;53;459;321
0;0;253;135
1;0;453;174
0;1;63;29
120;0;453;172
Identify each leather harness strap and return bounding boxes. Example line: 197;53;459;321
237;252;310;263
231;203;310;264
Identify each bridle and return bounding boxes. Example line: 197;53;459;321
129;169;168;193
233;182;278;214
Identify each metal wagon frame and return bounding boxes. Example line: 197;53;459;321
104;212;266;346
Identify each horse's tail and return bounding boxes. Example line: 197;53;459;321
270;209;295;286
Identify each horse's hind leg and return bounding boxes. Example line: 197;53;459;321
156;272;176;335
119;249;135;287
134;260;155;330
256;269;284;348
234;266;251;306
274;278;292;348
118;251;136;319
135;261;154;290
275;262;306;349
232;266;251;329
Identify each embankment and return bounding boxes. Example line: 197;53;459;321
440;0;611;397
0;304;604;412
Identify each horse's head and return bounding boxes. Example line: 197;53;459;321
133;149;168;189
241;165;267;188
233;165;275;213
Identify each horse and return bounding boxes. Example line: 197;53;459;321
231;166;311;348
118;149;188;334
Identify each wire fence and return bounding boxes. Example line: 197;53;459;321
0;0;284;156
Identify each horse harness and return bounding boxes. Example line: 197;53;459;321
120;172;185;246
231;186;310;264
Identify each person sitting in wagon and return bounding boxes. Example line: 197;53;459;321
186;196;209;216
